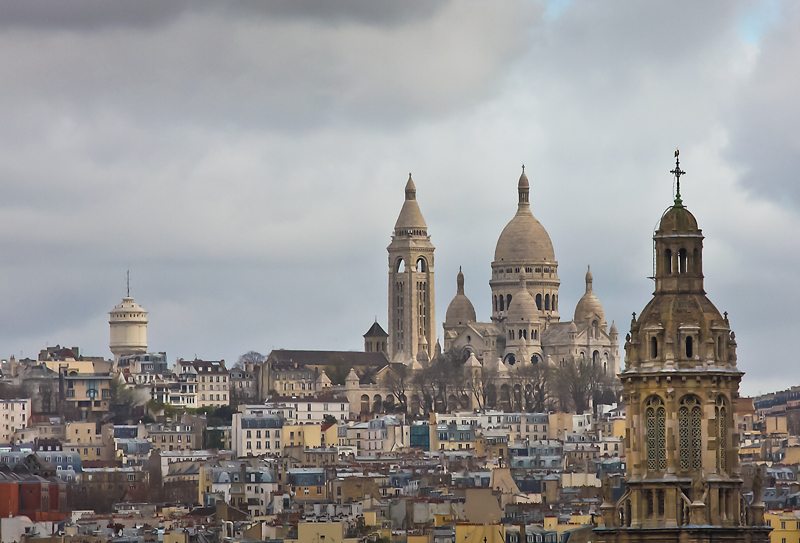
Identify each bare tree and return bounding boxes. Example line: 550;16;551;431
468;366;497;412
236;351;265;369
554;356;602;414
513;363;553;412
384;364;409;413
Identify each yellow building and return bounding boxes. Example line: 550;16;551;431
63;371;112;419
454;524;507;543
765;511;800;543
282;423;321;451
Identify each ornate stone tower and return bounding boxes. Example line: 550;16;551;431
109;293;148;363
491;168;560;325
594;154;770;543
387;174;435;364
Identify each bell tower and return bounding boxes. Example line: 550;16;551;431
387;174;435;364
594;152;770;543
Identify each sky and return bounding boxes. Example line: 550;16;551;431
0;0;797;397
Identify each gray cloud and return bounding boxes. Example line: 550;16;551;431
0;0;797;400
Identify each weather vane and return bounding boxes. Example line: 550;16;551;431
670;149;686;207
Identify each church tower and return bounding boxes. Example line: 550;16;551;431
594;153;769;543
387;174;435;364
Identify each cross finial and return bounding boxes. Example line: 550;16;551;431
521;164;525;173
670;149;686;207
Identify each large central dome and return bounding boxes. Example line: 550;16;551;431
494;170;555;263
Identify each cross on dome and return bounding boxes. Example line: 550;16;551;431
670;149;686;207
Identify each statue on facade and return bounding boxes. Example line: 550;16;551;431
752;466;763;504
601;474;613;504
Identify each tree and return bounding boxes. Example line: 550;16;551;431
325;364;351;386
513;363;554;412
323;414;338;425
467;366;497;412
384;364;409;412
109;378;136;424
236;351;265;369
553;356;603;414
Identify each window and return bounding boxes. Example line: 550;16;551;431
715;396;727;473
686;336;693;358
645;396;666;471
679;395;702;471
651;337;658;359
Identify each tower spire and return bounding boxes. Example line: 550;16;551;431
126;270;130;297
670;149;686;207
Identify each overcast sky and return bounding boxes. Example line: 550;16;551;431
1;0;797;397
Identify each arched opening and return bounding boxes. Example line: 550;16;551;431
715;396;728;473
499;295;505;311
416;258;427;273
592;350;599;367
396;258;405;273
486;384;497;408
651;337;658;359
447;395;458;411
410;394;420;414
679;248;687;274
500;384;511;405
535;294;542;310
360;394;370;415
685;336;693;358
507;294;512;310
592;320;599;338
493;295;498;312
645;396;666;471
533;329;538;340
531;354;540;364
505;354;516;366
372;394;382;413
678;395;702;471
718;336;724;360
509;330;514;340
544;294;550;311
665;249;672;274
521;329;527;340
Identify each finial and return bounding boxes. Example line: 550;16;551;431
522;164;525;173
126;270;130;298
670;149;686;207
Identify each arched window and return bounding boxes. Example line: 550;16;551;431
717;336;724;360
678;395;702;471
535;294;542;310
505;354;516;366
531;354;540;364
521;329;527;340
592;320;599;338
645;396;666;471
499;295;505;311
396;258;405;273
592;351;599;366
679;248;687;274
685;336;693;358
665;249;672;274
416;258;427;273
509;330;514;340
493;295;498;312
651;337;658;359
545;294;550;310
507;294;512;310
716;396;727;473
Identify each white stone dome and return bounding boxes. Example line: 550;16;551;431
506;277;540;323
574;266;605;324
494;170;555;263
445;268;476;325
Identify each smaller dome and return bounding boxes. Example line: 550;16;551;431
506;275;540;323
445;267;477;324
518;168;529;189
609;320;618;335
657;205;700;235
109;296;148;322
394;173;428;231
574;265;605;325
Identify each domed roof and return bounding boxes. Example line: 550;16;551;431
506;276;540;323
657;204;700;236
574;266;605;324
494;169;555;263
394;174;427;231
109;296;147;321
446;268;477;325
